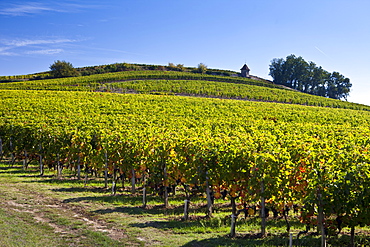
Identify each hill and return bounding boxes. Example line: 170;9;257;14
1;63;370;246
0;64;369;110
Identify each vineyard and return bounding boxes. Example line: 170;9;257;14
1;69;370;246
1;70;369;111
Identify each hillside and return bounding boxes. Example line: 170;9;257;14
0;67;369;111
1;63;370;246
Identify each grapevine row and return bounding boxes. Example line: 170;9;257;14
1;71;368;111
1;90;370;240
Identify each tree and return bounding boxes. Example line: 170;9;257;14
327;72;352;100
50;60;79;78
269;58;286;86
168;63;185;72
197;63;207;74
288;55;308;91
269;55;308;89
269;55;351;100
176;64;185;72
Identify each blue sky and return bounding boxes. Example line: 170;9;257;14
1;0;370;105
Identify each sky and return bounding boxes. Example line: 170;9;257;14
1;0;370;105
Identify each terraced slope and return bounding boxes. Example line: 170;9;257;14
0;70;368;110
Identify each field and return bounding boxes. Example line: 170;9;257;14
1;68;370;246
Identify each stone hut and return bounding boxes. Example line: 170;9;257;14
240;64;250;78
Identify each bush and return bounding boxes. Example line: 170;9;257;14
49;60;79;78
197;63;207;74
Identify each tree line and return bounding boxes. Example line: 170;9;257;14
48;60;232;79
269;54;352;100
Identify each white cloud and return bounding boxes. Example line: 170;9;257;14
0;2;101;16
0;47;9;52
26;49;63;55
3;39;76;47
0;2;53;16
0;46;14;56
0;51;17;56
0;38;78;56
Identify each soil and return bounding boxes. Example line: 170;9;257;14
0;179;129;245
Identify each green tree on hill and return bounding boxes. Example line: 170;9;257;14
50;60;79;78
269;55;352;100
197;63;207;74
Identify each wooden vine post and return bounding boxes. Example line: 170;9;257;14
283;202;291;233
318;193;326;247
23;150;27;170
183;185;191;221
77;156;81;180
104;151;108;189
317;166;326;247
131;167;136;194
205;171;213;218
0;138;3;162
163;161;169;208
142;173;148;208
112;163;117;196
84;165;89;186
261;180;266;237
57;154;62;179
39;143;44;176
183;199;190;221
9;137;14;167
350;225;355;247
230;196;237;238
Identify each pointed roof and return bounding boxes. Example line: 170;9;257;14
240;64;250;71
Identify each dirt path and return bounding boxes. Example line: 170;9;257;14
0;178;133;246
2;191;126;240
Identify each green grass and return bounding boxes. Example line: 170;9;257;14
0;164;131;246
0;207;68;247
